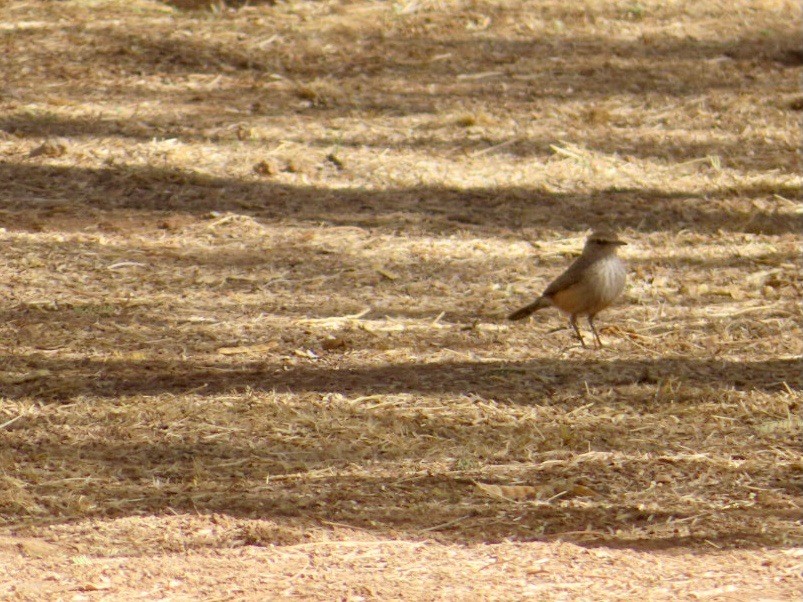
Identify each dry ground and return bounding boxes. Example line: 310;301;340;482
0;0;802;599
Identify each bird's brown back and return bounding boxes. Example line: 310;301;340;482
541;253;595;299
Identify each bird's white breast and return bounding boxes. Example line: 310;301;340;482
581;255;626;312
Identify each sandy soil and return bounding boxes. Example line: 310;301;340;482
0;0;801;599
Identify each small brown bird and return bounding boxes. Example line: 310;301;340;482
508;230;627;348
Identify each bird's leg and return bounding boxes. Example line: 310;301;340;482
588;315;603;348
569;314;586;348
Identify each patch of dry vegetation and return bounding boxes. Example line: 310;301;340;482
0;0;801;599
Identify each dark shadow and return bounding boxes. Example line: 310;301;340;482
0;163;800;236
1;353;799;402
108;27;801;97
6;416;800;549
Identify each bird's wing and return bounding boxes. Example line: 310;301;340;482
541;255;590;298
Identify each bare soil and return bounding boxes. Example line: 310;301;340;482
0;0;801;599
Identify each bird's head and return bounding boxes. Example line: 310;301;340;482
584;230;627;254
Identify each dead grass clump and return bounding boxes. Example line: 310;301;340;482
453;110;498;128
0;475;45;517
292;78;346;108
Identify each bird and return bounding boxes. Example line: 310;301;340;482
507;230;627;348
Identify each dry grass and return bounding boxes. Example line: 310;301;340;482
0;0;801;599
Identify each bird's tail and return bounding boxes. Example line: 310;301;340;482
507;296;551;321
